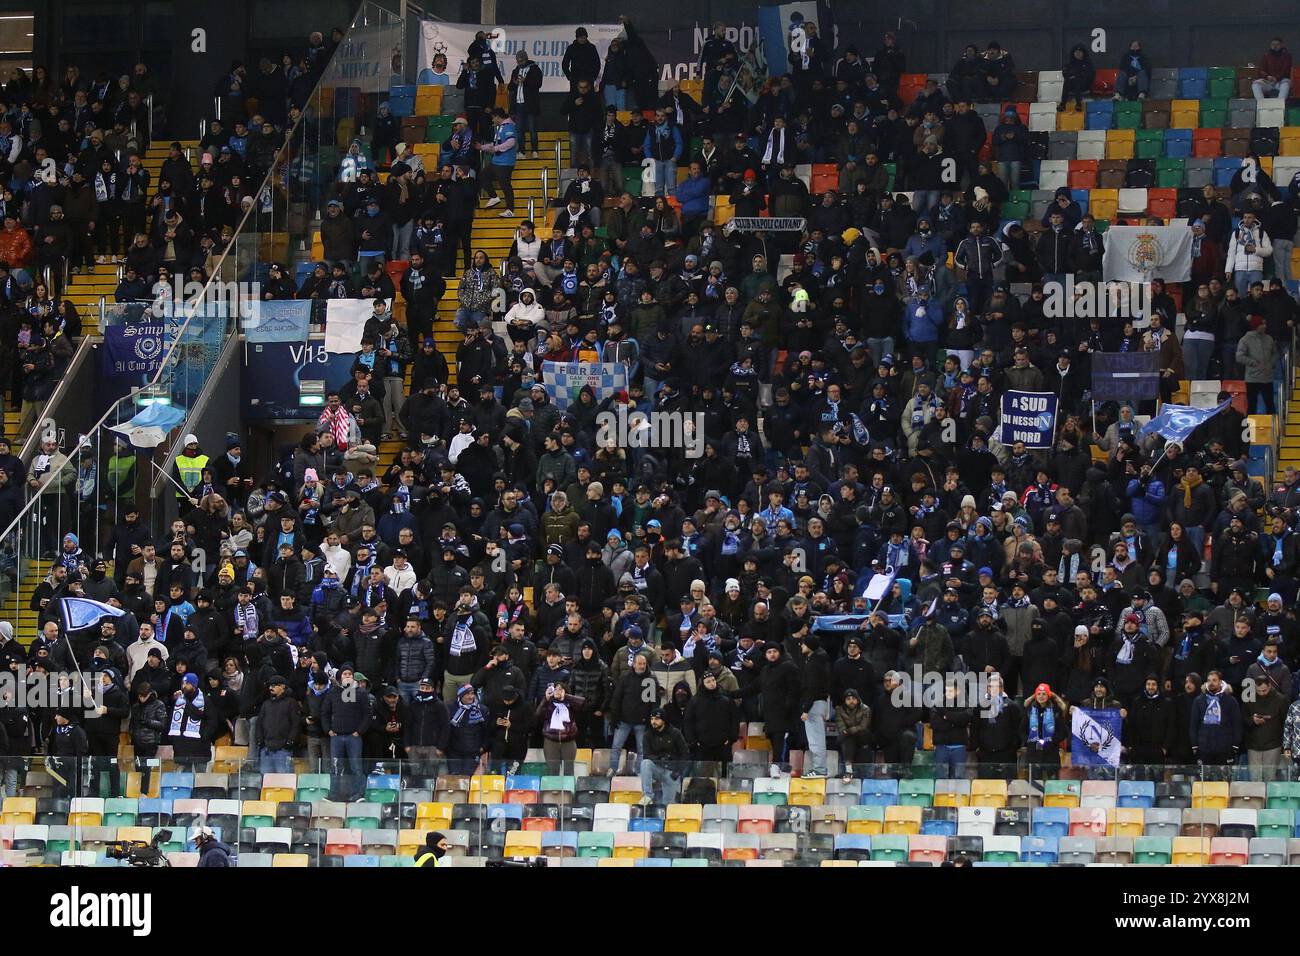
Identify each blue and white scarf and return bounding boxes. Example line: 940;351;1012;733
168;690;205;739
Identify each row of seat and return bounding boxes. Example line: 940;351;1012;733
895;65;1296;106
1016;98;1294;133
17;832;1300;866
7;802;1295;841
8;777;1291;819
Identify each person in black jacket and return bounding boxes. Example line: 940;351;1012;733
508;50;543;157
470;644;527;713
321;665;372;800
873;670;919;765
962;610;1011;678
640;707;689;803
797;634;833;777
742;643;802;770
128;682;166;796
84;669;129;797
404;676;449;770
831;636;876;708
255;675;301;773
566;638;611;747
972;673;1023;776
930;681;975;778
46;708;89;799
683;670;739;768
487;683;532;770
1125;674;1172;764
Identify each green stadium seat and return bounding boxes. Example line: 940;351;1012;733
1134;836;1172;864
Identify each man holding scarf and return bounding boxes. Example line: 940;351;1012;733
441;590;491;702
168;672;210;768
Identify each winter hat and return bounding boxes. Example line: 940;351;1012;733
625;625;643;641
725;578;741;593
182;673;200;687
226;433;242;450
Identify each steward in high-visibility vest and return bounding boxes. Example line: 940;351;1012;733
415;831;449;867
173;433;209;506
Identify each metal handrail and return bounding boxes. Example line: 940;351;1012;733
554;138;562;188
18;336;97;461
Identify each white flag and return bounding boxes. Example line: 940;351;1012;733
1071;708;1122;767
324;299;388;354
1101;225;1193;283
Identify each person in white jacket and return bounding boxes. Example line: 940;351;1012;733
1225;211;1273;296
503;287;546;344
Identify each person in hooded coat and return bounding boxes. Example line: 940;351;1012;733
566;637;611;746
740;643;801;767
683;669;739;767
1124;673;1172;764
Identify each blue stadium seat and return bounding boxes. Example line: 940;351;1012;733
1118;781;1155;808
1032;808;1069;837
859;780;900;806
1020;835;1059;863
1163;129;1192;158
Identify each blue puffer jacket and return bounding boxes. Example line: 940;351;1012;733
674;173;712;218
1125;478;1166;526
904;297;943;344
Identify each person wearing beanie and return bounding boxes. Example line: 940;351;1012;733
798;633;833;777
255;673;302;774
320;665;372;800
1190;670;1243;766
1107;612;1156;709
740;642;801;774
416;831;450;867
168;671;211;769
1235;307;1278;412
1120;674;1170;765
640;705;689;804
211;432;253;496
1022;682;1069;775
1242;657;1288;774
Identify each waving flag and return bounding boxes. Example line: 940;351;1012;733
1138;399;1230;446
61;597;126;633
108;403;187;449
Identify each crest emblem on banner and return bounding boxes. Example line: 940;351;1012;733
1126;231;1161;276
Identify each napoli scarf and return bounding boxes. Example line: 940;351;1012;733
450;692;487;727
449;613;478;657
1027;703;1056;749
168;690;205;739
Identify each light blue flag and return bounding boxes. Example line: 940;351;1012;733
245;300;312;344
61;597;126;632
1137;399;1231;446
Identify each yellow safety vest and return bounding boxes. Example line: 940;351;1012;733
415;852;441;867
176;453;210;492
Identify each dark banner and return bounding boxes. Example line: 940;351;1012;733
242;339;359;420
1091;351;1161;403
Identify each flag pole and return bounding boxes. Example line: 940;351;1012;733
151;459;195;501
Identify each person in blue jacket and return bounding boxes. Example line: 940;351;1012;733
673;161;712;233
990;107;1028;193
644;108;684;198
1124;463;1166;544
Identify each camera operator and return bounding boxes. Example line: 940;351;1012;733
193;824;233;867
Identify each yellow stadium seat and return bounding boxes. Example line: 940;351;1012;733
717;789;752;805
665;803;704;833
884;805;922;835
1088;188;1119;222
1192;782;1229;810
273;853;310;867
1109;808;1145;838
789;778;826;806
1172;836;1210;866
1057;109;1084;132
398;830;432;856
416;802;452;830
970;779;1008;808
504;831;543;859
1;798;35;826
609;777;644;804
469;775;505;804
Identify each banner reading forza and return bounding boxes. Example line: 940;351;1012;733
998;390;1058;449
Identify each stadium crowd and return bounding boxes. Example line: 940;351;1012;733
7;23;1300;806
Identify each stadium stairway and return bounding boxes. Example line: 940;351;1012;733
430;132;571;383
1281;364;1300;482
5;559;51;644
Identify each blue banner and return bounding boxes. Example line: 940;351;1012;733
103;318;169;381
1071;707;1123;767
1091;351;1161;402
757;2;835;78
61;597;126;633
1138;399;1231;446
245;300;312;344
998;390;1058;449
811;614;870;633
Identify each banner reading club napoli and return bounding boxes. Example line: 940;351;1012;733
1101;225;1193;283
1071;707;1123;768
541;362;629;411
418;21;622;93
998;390;1057;449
